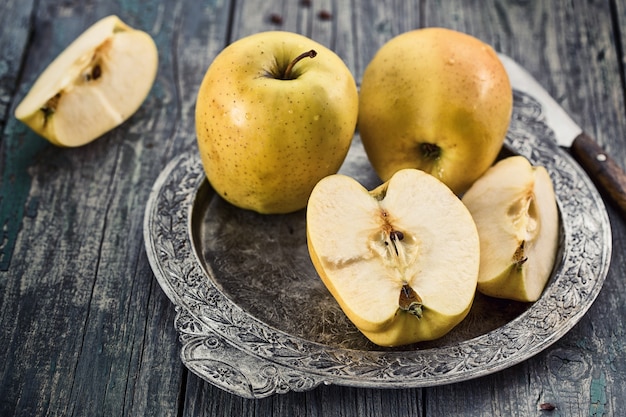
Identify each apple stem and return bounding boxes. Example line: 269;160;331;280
283;50;317;79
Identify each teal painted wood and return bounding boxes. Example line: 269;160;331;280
0;1;231;416
0;0;625;416
0;0;39;271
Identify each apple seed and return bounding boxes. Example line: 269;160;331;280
91;64;102;80
318;10;333;20
83;63;103;82
387;230;405;256
269;13;283;25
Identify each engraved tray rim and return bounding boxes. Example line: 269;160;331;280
144;91;612;399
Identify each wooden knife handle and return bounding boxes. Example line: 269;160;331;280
570;132;626;217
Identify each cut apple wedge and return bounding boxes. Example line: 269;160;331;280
15;15;158;147
462;156;559;302
306;169;480;347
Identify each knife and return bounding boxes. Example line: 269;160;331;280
498;53;626;217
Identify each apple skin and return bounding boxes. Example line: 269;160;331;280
195;31;359;214
358;306;474;346
358;27;513;195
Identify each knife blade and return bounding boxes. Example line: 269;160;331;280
498;53;626;217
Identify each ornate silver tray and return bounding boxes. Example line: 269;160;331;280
144;91;612;399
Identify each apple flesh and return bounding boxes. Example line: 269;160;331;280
358;27;513;195
462;156;560;302
195;31;358;214
306;169;480;346
15;15;158;147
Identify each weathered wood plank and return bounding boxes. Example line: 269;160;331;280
0;0;36;129
0;0;39;272
1;0;625;416
0;0;231;416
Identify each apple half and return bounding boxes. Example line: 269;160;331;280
462;156;560;302
15;15;158;147
306;169;480;347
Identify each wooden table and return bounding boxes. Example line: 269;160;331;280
2;1;625;415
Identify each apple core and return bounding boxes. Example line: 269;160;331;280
306;169;480;346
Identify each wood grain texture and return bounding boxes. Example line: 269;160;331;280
1;0;625;416
570;132;626;217
0;0;41;272
1;1;230;416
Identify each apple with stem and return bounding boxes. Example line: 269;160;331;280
195;31;359;214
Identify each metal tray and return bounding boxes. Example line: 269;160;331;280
144;91;612;398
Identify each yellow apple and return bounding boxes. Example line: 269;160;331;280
15;15;158;147
462;156;559;302
358;27;513;195
195;31;359;214
306;169;480;346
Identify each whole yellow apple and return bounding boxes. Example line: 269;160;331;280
358;28;513;195
195;31;358;214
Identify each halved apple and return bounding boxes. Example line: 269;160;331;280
462;156;559;302
306;169;480;347
15;15;158;147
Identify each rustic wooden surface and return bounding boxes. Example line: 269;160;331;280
1;0;625;416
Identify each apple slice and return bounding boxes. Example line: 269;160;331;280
15;15;158;147
306;169;480;347
461;156;559;302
